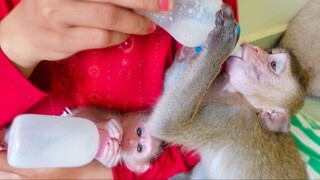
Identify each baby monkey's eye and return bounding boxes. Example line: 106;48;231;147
137;127;142;137
137;144;143;153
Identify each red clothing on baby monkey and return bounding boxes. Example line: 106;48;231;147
0;0;238;179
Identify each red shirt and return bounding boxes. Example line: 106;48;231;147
0;0;237;179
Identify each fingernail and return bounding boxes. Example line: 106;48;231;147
147;22;157;33
160;0;172;12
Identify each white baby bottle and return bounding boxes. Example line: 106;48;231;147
6;114;99;168
139;0;222;47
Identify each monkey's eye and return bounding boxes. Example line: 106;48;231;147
137;144;143;153
270;61;277;71
269;54;286;74
136;127;143;137
266;49;272;54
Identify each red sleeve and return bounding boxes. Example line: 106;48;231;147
112;146;200;179
0;49;47;127
0;0;19;19
0;0;47;127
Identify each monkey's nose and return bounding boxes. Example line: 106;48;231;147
128;138;137;146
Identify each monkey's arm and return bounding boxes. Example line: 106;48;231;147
148;6;238;145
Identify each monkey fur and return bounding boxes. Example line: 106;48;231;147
148;5;308;179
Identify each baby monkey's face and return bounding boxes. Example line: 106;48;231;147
120;113;154;158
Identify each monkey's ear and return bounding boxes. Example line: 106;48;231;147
125;161;150;173
258;109;290;133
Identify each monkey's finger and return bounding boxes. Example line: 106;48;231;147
104;141;113;165
95;144;110;167
107;142;120;167
108;153;120;167
112;146;121;167
105;120;115;138
111;119;122;131
110;119;123;141
102;147;114;168
106;140;120;167
115;152;121;166
107;119;121;140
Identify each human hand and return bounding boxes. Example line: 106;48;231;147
0;151;113;179
0;0;173;77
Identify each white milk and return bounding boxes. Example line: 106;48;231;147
7;114;99;168
169;19;213;47
137;0;222;47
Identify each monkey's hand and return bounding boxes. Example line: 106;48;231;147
203;4;239;66
95;122;122;168
148;5;239;145
95;138;121;168
106;119;123;142
97;118;123;143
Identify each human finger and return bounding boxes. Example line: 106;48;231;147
58;27;128;53
0;171;21;179
83;0;174;12
45;1;157;35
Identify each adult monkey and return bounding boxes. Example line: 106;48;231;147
148;5;308;179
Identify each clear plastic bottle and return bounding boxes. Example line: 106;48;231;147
6;114;99;168
139;0;222;47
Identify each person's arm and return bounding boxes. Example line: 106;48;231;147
0;0;171;78
0;0;172;126
0;151;113;179
0;0;172;125
0;49;47;127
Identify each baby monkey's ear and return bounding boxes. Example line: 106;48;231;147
258;109;290;133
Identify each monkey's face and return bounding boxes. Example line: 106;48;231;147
120;113;162;173
120;113;154;160
225;43;299;111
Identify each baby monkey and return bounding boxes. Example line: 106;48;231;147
64;107;162;173
148;5;308;179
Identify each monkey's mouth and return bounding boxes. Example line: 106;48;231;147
228;45;244;62
227;55;243;62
